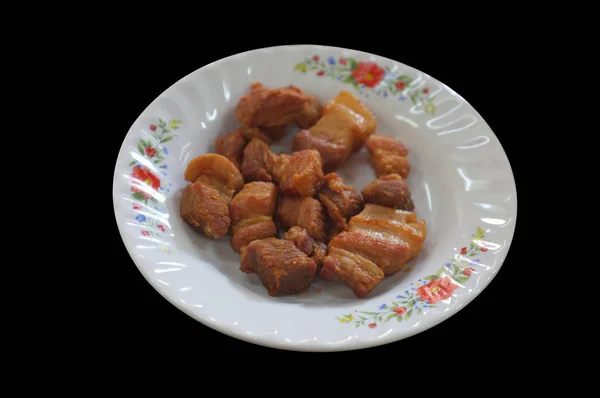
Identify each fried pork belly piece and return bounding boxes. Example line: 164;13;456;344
276;196;326;242
348;204;426;266
240;238;317;296
292;91;375;172
318;173;363;232
361;173;414;211
180;154;244;239
241;138;277;183
366;135;411;178
320;204;427;298
180;182;231;239
215;129;248;169
235;82;322;129
272;149;324;197
330;90;377;151
238;125;287;144
230;182;279;252
284;226;327;268
321;234;386;298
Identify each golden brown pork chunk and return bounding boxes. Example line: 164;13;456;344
235;82;322;129
330;90;377;151
361;173;414;211
318;173;363;232
180;154;245;239
215;129;248;170
348;204;427;267
180;182;231;239
292;91;375;172
284;226;327;268
320;204;427;298
241;138;277;183
230;182;278;252
272;149;324;197
366;135;411;178
240;238;318;296
321;234;387;298
276;196;326;242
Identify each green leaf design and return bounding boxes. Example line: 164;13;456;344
469;252;476;256
137;143;144;155
349;58;358;70
396;316;403;322
128;161;136;166
161;136;174;143
141;139;148;147
423;275;438;281
385;313;396;322
132;192;146;202
153;159;161;164
405;309;413;320
352;81;359;90
410;95;417;105
454;276;469;284
343;75;354;84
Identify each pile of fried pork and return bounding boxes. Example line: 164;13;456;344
180;82;427;298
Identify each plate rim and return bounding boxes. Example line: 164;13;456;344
112;44;518;352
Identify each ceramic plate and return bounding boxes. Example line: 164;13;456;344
112;45;517;352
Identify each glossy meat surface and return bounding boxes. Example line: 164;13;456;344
230;181;278;252
240;238;317;296
361;173;414;211
321;203;427;297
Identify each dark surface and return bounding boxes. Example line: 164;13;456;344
106;38;528;360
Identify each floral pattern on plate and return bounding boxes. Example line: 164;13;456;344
294;55;436;115
128;118;181;253
337;227;488;328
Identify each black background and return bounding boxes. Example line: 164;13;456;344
105;36;528;361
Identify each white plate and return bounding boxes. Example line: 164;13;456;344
112;45;517;352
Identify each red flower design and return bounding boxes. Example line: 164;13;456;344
158;224;166;232
395;81;406;90
312;55;319;61
423;88;430;94
339;57;347;65
133;203;142;210
481;246;488;252
145;147;156;157
317;70;325;76
463;267;474;276
351;62;385;88
131;166;161;198
460;247;467;255
150;124;157;131
393;307;407;316
417;277;458;304
141;230;150;236
368;323;377;328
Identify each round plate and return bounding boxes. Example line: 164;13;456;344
112;45;517;352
